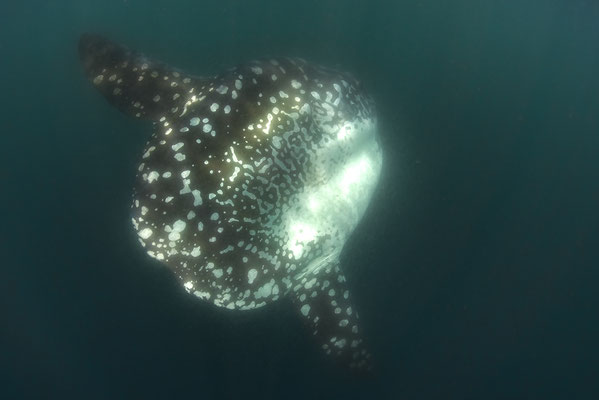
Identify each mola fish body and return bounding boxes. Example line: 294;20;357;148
79;34;382;370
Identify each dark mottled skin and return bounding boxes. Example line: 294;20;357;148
79;34;377;370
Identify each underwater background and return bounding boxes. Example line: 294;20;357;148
2;0;599;399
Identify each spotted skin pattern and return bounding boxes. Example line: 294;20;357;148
79;34;382;370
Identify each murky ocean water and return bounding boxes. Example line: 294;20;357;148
3;1;598;398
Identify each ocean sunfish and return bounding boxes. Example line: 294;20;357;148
79;34;382;370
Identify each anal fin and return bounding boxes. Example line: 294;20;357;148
291;259;372;371
78;33;200;121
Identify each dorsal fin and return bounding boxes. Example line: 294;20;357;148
78;34;201;121
291;259;372;371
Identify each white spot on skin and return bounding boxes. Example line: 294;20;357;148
301;304;310;316
138;228;152;239
173;220;186;232
184;281;194;290
229;166;240;182
180;179;191;195
235;79;242;90
203;124;212;133
251;66;263;74
248;269;258;284
210;212;219;221
210;103;219;112
174;153;186;161
147;171;159;183
167;220;186;241
224;105;231;114
190;117;200;126
171;142;184;151
304;278;316;290
255;280;274;298
194;290;211;300
192;190;202;206
213;269;223;278
219;245;234;254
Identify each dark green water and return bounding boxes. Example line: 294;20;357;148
3;1;599;399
